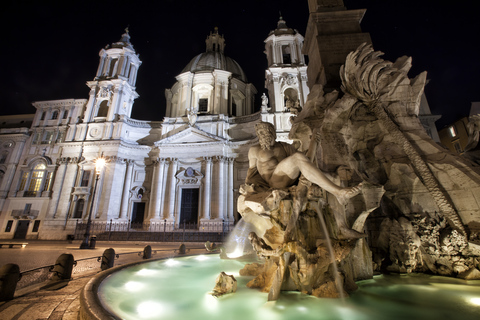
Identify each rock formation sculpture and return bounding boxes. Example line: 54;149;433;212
238;43;480;300
211;272;237;297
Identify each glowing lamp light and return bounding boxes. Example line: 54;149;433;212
95;157;106;175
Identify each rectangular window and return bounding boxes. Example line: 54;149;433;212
453;141;463;153
62;110;69;119
80;170;91;187
448;125;457;138
73;199;85;219
42;131;54;144
40;112;45;120
56;131;64;143
32;133;39;145
26;170;44;196
32;220;41;232
5;220;13;232
24;203;32;215
199;98;208;112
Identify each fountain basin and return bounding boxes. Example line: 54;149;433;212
80;254;480;320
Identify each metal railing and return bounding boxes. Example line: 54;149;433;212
73;219;233;242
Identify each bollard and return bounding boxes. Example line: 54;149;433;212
178;243;186;254
51;253;74;282
143;245;152;259
0;264;21;301
101;248;115;270
89;235;97;249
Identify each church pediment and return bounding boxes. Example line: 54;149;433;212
156;126;225;145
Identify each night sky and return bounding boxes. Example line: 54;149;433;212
2;0;480;129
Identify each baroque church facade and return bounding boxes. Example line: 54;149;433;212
0;18;311;240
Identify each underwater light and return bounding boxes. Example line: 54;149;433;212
226;247;244;258
136;269;157;276
136;301;164;318
165;258;179;266
125;281;144;292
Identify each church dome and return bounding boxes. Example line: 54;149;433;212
181;52;247;81
180;28;248;82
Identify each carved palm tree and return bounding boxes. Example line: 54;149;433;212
340;43;466;235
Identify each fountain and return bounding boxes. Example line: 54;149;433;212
82;254;480;320
80;36;480;320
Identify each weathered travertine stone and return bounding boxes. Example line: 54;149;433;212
238;42;480;300
211;272;237;297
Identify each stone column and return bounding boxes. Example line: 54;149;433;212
159;159;170;219
227;157;235;223
148;160;159;218
50;158;68;219
119;160;134;219
149;158;166;220
167;158;178;220
216;156;225;220
202;157;212;220
273;75;283;113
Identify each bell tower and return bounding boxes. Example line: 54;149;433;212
83;28;142;123
263;16;309;141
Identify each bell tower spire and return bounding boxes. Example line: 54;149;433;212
83;28;142;125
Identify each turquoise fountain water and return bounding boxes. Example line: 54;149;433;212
98;254;480;320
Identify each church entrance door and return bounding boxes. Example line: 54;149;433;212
180;188;199;228
14;220;29;239
131;202;145;228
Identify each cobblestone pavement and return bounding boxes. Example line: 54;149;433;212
0;240;208;319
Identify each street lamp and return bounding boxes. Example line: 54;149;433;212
79;156;106;249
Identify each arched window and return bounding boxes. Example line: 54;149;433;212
51;110;59;120
97;101;109;117
18;161;54;197
73;199;85;218
109;58;118;77
282;45;291;64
